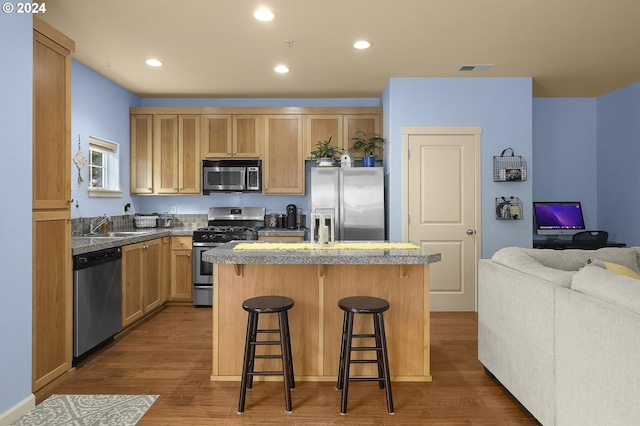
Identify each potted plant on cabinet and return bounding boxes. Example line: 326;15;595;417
310;136;343;167
349;130;386;167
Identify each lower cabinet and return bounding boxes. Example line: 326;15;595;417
170;236;193;302
121;238;162;328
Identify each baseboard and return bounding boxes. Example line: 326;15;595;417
0;394;35;426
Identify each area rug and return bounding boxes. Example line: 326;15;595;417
11;394;158;426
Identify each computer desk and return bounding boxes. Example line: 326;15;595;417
532;240;626;250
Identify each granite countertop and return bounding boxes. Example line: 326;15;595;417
71;227;194;255
202;241;441;265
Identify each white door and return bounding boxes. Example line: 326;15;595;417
403;127;481;311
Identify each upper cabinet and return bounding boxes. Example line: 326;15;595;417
130;107;381;196
202;115;261;158
304;115;344;160
263;115;304;195
130;115;153;194
131;113;201;195
343;115;381;158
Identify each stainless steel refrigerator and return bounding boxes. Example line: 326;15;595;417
310;167;385;241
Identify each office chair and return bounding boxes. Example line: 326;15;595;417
572;230;609;248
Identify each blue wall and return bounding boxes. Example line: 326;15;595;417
596;82;640;245
532;98;598;232
70;61;141;218
382;78;533;257
0;13;33;414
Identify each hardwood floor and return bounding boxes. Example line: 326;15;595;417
39;307;538;425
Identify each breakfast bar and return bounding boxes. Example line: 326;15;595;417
203;241;441;382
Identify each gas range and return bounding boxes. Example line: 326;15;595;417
193;226;259;243
192;207;265;307
192;207;265;244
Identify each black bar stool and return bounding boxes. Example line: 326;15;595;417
337;296;393;415
238;295;295;414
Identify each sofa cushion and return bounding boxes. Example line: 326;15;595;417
491;247;576;287
571;264;640;315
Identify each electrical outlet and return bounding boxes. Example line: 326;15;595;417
170;206;177;214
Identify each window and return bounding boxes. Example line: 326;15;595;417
88;136;122;197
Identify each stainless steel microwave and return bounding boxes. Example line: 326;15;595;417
202;159;262;193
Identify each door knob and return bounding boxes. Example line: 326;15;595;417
466;229;475;235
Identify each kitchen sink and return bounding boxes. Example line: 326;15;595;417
74;236;120;244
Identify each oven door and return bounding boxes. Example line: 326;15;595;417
192;243;218;307
203;166;246;192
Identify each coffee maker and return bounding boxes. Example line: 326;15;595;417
286;204;297;229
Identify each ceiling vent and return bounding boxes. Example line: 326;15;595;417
456;64;494;72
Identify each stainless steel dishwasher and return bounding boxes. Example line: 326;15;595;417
73;246;122;360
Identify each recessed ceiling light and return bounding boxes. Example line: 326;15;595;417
353;40;371;50
145;59;163;67
274;65;290;74
254;8;275;21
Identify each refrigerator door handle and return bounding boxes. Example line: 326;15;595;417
338;171;345;240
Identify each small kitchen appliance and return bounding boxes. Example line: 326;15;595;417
192;207;265;307
202;159;261;193
286;204;297;229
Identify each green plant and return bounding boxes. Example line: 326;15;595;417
310;136;343;162
349;131;386;156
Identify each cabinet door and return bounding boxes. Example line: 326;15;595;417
130;114;154;194
32;210;71;391
143;238;162;313
178;115;201;194
33;29;72;210
343;115;382;158
304;115;343;159
161;237;171;303
202;115;232;158
170;239;193;302
121;243;144;327
263;115;304;195
233;115;261;158
153;114;179;194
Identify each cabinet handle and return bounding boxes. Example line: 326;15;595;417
173;187;178;190
180;241;184;245
67;198;74;203
147;187;152;190
227;151;231;155
232;151;237;155
143;245;148;249
187;253;191;257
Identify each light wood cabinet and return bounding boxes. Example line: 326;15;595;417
343;115;382;158
304;115;344;160
161;236;171;303
170;236;193;302
129;108;381;196
32;18;74;392
263;115;305;195
121;238;163;328
132;114;200;195
202;115;261;158
130;114;153;194
178;115;201;194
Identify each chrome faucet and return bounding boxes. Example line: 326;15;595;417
88;215;110;234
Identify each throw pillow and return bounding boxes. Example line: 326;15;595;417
604;261;640;279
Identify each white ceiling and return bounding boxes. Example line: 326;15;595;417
40;0;640;98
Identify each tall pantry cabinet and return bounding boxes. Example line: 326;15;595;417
32;17;75;392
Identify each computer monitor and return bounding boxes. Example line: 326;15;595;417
533;201;586;236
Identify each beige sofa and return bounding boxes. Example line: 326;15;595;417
478;247;640;426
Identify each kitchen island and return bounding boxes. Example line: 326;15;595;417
203;241;441;382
